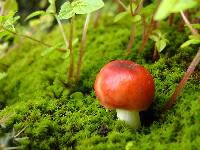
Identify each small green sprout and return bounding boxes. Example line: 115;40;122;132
150;30;168;53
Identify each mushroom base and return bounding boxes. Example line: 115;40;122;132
116;109;141;130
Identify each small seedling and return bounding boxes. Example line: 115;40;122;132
58;0;104;81
150;29;168;61
114;1;142;53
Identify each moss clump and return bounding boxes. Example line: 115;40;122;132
0;13;199;149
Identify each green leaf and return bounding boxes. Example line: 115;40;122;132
155;0;198;20
72;0;104;14
25;11;46;21
114;11;129;23
41;43;63;56
3;0;18;15
181;39;200;48
129;3;137;13
0;30;11;39
171;0;198;12
58;0;104;20
0;12;20;32
155;0;177;20
0;72;7;80
47;0;57;14
156;39;167;52
58;2;75;20
132;15;141;22
150;35;159;42
189;35;200;40
72;38;79;46
191;24;200;30
140;3;156;16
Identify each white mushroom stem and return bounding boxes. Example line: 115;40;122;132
116;109;141;130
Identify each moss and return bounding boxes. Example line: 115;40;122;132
0;12;200;150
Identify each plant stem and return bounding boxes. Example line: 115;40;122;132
55;14;69;48
127;22;136;53
163;12;199;111
164;48;200;111
138;0;160;53
77;14;91;81
68;16;75;81
130;0;134;16
0;1;5;15
138;17;156;53
168;14;174;26
116;109;141;130
133;0;144;15
116;0;128;11
93;10;101;28
126;0;142;53
180;11;198;35
2;27;66;52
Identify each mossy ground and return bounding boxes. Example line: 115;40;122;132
0;12;200;150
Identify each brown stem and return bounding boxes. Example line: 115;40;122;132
68;16;75;81
2;26;66;52
163;11;199;111
152;43;159;62
115;0;128;11
164;48;200;111
93;10;101;28
133;0;144;15
138;0;160;53
129;0;136;16
55;14;69;48
141;15;147;46
77;14;91;81
168;14;174;26
127;22;136;53
138;17;156;53
126;0;142;53
0;1;5;15
180;11;198;35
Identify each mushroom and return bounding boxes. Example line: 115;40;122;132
94;60;155;129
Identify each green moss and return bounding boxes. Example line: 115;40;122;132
0;12;199;149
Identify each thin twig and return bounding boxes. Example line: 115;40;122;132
180;11;198;35
130;0;135;16
1;26;66;52
138;0;160;53
77;14;91;80
168;14;174;26
116;0;128;11
14;125;28;138
55;14;69;48
126;0;142;53
133;0;144;15
127;22;136;53
163;11;199;111
93;10;101;28
164;48;200;111
68;16;75;81
0;1;5;15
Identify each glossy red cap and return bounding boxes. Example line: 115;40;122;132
94;60;155;111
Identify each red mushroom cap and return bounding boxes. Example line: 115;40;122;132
94;60;155;111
